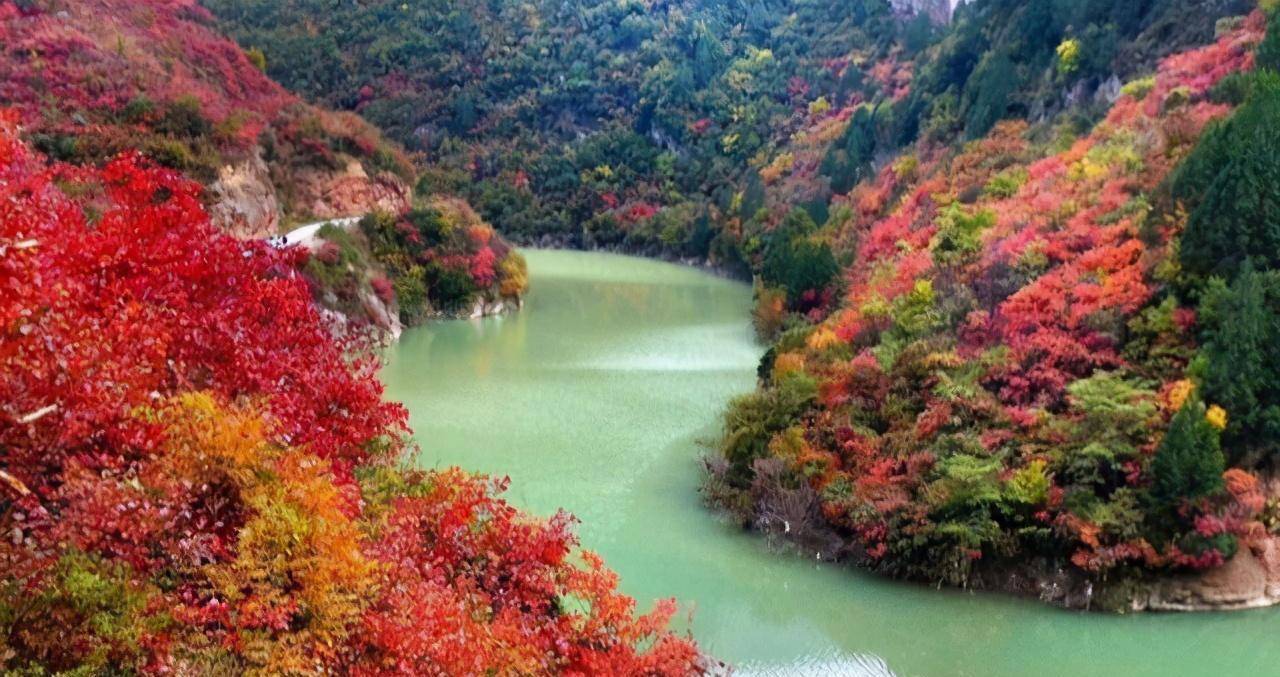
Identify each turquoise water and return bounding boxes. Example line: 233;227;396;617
382;249;1279;676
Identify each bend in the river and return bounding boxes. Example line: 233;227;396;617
381;249;1280;677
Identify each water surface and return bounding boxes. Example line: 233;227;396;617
383;249;1278;676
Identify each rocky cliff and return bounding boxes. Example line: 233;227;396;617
889;0;956;24
291;159;412;224
208;152;411;239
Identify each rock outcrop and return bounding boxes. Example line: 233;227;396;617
206;153;411;239
206;150;280;239
294;161;412;222
889;0;957;24
1142;536;1280;611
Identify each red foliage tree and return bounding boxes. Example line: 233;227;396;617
0;115;701;673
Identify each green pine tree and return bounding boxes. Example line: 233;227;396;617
1174;71;1280;280
1196;265;1280;466
1146;401;1225;526
1257;6;1280;73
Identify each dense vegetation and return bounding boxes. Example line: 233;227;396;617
704;11;1280;601
0;0;412;232
0;113;699;671
1;0;526;339
299;199;528;332
174;0;1280;609
5;0;1280;671
207;0;920;263
360;199;529;320
210;0;1248;277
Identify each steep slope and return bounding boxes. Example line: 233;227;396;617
205;0;925;265
0;113;699;673
706;12;1280;610
208;0;1249;278
0;0;529;340
0;0;412;236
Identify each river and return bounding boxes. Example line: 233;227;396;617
381;249;1279;676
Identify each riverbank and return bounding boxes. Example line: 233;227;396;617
284;207;527;341
703;464;1280;614
381;249;1280;675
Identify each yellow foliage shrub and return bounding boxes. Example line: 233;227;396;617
146;393;377;674
1206;404;1228;430
760;152;795;184
498;251;529;298
1164;379;1195;413
768;426;812;460
806;327;840;351
772;352;806;379
752;285;787;339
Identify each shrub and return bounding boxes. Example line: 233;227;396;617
1121;76;1156;100
406;206;453;247
370;275;394;303
497;251;528;298
245;46;267;71
761;210;839;307
719;373;818;485
822;104;879;194
428;262;479;312
392;264;429;322
931;204;996;266
752;285;788;340
982;167;1028;198
1056;39;1082;76
155;95;212;139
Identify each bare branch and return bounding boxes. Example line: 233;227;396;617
17;404;57;424
0;470;31;498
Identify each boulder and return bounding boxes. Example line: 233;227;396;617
1144;537;1280;611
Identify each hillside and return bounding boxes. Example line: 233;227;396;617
0;0;412;236
208;0;1249;273
0;111;698;673
206;0;922;265
0;0;531;339
707;11;1280;610
203;0;1280;612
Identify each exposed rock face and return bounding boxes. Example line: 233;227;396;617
294;161;412;222
359;287;403;342
1142;536;1280;611
889;0;956;24
467;297;523;320
205;152;411;239
206;150;281;239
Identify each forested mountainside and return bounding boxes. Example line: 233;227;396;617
0;2;668;672
6;0;1280;672
210;0;1249;272
708;11;1280;609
